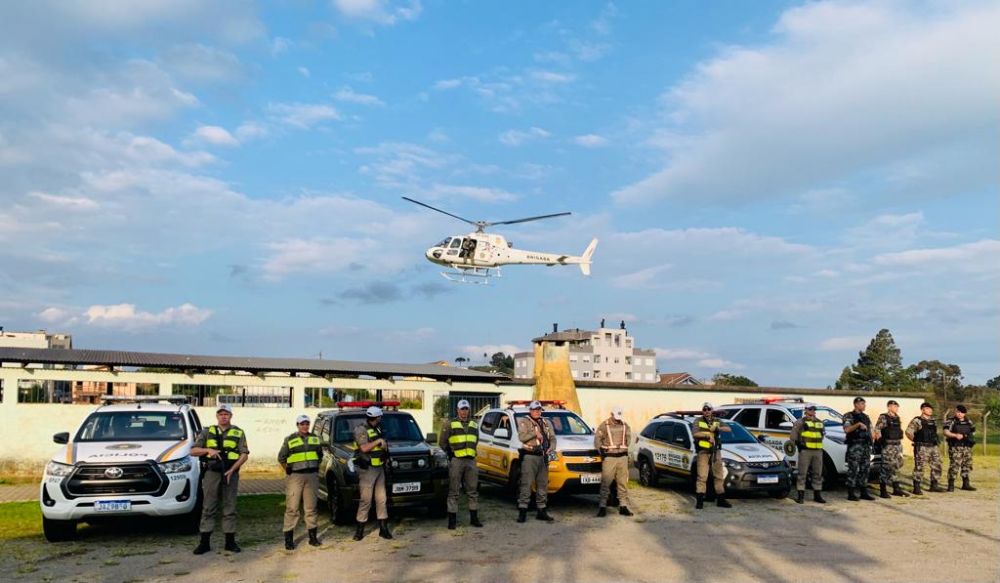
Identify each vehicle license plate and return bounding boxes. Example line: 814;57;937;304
392;481;421;494
757;474;779;484
580;473;602;484
95;500;131;512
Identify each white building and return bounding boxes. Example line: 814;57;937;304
514;321;658;383
0;329;72;350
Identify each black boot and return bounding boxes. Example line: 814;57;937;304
619;506;633;517
947;479;954;492
377;519;393;539
224;533;241;553
516;508;527;523
716;496;731;508
536;508;554;522
308;528;320;547
695;494;704;510
284;530;295;551
813;490;826;504
929;480;946;493
596;507;607;517
470;510;483;527
795;490;805;504
879;482;890;499
353;522;365;541
847;488;859;501
892;482;909;497
193;532;212;555
912;480;923;495
961;477;977;491
447;512;457;530
860;487;876;501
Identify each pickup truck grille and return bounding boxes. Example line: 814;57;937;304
66;462;165;497
746;461;783;469
565;462;603;473
562;449;601;458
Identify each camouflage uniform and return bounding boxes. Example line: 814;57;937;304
842;411;872;489
944;417;975;482
906;416;942;486
874;413;904;485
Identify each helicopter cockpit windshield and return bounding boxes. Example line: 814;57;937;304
435;238;451;247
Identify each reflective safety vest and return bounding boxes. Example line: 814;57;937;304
447;419;478;458
800;418;824;450
284;432;322;471
206;425;244;461
695;417;720;452
361;427;386;467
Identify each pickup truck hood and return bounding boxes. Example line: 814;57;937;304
553;434;597;453
383;440;432;456
722;442;782;463
55;440;191;465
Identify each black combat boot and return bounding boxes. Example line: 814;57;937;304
795;490;805;504
947;479;954;492
847;488;859;501
911;480;923;495
377;519;393;539
716;496;731;508
284;530;295;550
516;508;527;523
353;522;366;541
879;482;890;499
224;533;241;553
470;510;483;527
447;512;457;530
813;490;826;504
961;477;976;491
596;507;607;517
193;532;212;555
695;494;704;510
536;508;554;522
308;528;321;547
860;487;876;501
892;482;909;496
619;506;633;517
929;480;946;493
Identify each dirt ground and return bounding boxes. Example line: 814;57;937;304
5;462;998;583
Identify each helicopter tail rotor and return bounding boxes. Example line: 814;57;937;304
579;238;598;276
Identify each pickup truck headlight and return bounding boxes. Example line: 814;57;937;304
45;461;74;477
826;434;846;445
159;456;193;474
723;459;744;472
432;450;449;468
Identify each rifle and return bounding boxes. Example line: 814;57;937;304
377;424;394;504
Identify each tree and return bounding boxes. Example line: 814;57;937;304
454;356;468;367
838;329;913;391
834;366;854;391
986;375;1000;389
712;373;758;387
487;352;514;375
909;360;963;404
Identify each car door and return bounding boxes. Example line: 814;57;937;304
475;411;501;476
760;407;794;451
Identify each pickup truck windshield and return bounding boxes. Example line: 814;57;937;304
334;414;423;443
75;412;187;442
515;412;593;436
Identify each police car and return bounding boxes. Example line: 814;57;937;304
631;411;792;497
475;400;603;495
40;396;204;542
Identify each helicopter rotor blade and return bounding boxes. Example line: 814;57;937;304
488;212;572;227
402;196;479;227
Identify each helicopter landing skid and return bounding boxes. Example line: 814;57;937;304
440;266;500;285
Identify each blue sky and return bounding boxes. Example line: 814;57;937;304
1;1;997;386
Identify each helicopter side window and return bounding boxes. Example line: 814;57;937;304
449;238;463;249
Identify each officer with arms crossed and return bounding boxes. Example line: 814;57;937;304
790;403;826;504
278;414;323;550
353;406;393;541
516;401;557;523
439;399;483;530
595;406;633;517
843;396;875;501
906;402;945;495
693;402;732;510
873;399;909;498
191;404;249;555
943;404;976;492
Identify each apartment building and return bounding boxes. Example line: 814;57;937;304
513;321;657;383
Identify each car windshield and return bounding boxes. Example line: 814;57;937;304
718;421;758;445
75;412;187;442
788;406;843;427
515;411;593;435
334;414;424;443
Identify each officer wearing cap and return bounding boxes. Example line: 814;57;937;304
693;402;732;509
906;402;945;494
874;399;909;497
843;396;875;501
790;404;826;504
515;400;557;523
595;406;633;517
439;399;482;530
191;403;249;555
278;414;323;550
353;406;392;541
943;404;976;492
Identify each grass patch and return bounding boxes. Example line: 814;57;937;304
0;500;42;540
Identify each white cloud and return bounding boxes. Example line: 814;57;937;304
426;184;518;203
613;264;672;290
297;66;311;78
873;239;1000;274
84;303;213;329
498;127;551;147
530;70;575;84
159;44;245;84
28;192;99;210
572;134;609;148
459;344;524;359
191;125;239;147
654;348;712;360
707;309;745;322
433;78;463;90
819;336;868;352
270;36;292;56
334;86;385;106
38;307;72;324
235;121;267;141
332;0;422;26
268;102;341;128
697;358;744;370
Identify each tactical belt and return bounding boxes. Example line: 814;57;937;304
519;449;542;457
290;468;318;474
602;451;627;458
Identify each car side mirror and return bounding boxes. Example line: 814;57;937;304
779;421;794;430
425;432;437;444
757;434;767;443
53;432;69;444
494;427;511;440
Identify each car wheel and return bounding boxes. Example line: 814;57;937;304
505;461;521;499
329;480;353;526
638;457;658;488
175;490;203;535
43;517;77;542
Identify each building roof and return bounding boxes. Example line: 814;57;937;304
531;328;592;343
0;347;507;382
659;372;701;385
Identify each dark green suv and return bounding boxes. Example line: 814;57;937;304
314;402;449;524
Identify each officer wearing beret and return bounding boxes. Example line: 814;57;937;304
943;404;977;492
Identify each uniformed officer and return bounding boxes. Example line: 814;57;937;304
191;403;249;555
278;414;323;550
353;406;392;541
843;396;875;501
873;399;909;497
906;402;945;495
790;403;826;504
693;402;732;509
515;400;557;523
943;404;976;492
595;406;633;517
439;399;483;530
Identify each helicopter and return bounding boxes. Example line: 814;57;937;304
403;196;598;284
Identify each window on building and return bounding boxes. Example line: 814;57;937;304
571;370;578;378
582;372;590;378
625;372;631;380
625;356;632;365
646;358;654;366
605;372;611;378
173;384;292;408
614;357;619;364
614;334;621;347
582;356;590;363
569;355;577;362
17;380;158;404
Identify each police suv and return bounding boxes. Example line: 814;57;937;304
40;396;203;542
631;412;792;497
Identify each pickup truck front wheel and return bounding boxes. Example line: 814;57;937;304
43;517;77;542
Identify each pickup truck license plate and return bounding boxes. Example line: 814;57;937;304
95;500;131;512
392;481;421;494
757;474;779;484
580;473;602;485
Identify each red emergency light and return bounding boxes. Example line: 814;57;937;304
505;399;566;408
335;400;401;410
